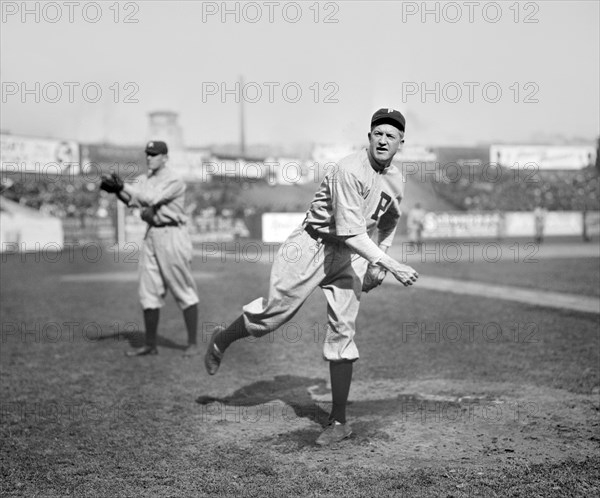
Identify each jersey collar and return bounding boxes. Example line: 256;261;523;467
366;148;391;175
148;164;167;178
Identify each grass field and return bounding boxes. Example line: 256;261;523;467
1;241;599;497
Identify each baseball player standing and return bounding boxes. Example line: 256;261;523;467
204;109;419;445
533;204;548;244
101;141;200;356
407;202;427;250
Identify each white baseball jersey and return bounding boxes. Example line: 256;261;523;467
126;167;198;310
304;148;404;239
127;168;188;227
241;148;406;361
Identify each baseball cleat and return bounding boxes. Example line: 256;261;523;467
316;422;352;446
125;345;158;357
182;344;200;357
204;327;224;375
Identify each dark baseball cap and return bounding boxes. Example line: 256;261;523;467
145;140;168;155
371;108;406;133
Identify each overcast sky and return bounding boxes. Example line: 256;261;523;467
1;0;598;147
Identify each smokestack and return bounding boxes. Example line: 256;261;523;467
240;75;246;156
147;110;183;151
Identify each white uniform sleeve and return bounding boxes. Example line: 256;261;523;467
330;167;367;236
344;232;387;265
149;176;186;207
127;175;185;208
123;175;147;208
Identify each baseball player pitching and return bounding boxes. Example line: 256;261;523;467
100;141;200;357
204;108;419;446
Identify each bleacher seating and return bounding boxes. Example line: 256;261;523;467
431;164;599;211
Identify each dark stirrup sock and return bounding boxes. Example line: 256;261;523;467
143;308;160;348
329;360;354;424
215;315;251;353
183;304;198;345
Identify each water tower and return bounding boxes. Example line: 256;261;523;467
147;110;183;151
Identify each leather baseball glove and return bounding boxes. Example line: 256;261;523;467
362;264;387;293
100;172;124;194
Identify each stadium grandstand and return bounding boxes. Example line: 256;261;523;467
2;126;599;248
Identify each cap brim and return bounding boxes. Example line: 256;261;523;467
371;118;405;132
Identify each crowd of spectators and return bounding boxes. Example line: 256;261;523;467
2;161;599;226
1;173;99;219
431;164;600;212
0;173;253;220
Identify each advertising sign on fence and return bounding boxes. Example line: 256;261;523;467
490;145;596;171
1;134;80;175
423;211;589;239
262;213;306;243
423;212;501;238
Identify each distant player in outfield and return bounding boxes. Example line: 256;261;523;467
534;204;548;244
100;141;199;357
407;202;426;250
204;109;419;446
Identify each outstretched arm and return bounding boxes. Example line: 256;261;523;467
101;172;131;205
122;176;184;208
345;233;418;287
116;189;132;206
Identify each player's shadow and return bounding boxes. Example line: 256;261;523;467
197;375;468;448
196;375;331;427
97;329;186;350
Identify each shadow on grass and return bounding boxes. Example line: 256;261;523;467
196;375;331;426
196;375;475;448
97;330;187;351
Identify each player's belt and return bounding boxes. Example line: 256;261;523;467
150;221;180;228
304;224;341;245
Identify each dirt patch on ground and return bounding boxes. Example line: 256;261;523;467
197;376;600;471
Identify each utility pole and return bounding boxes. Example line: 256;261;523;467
240;75;246;156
